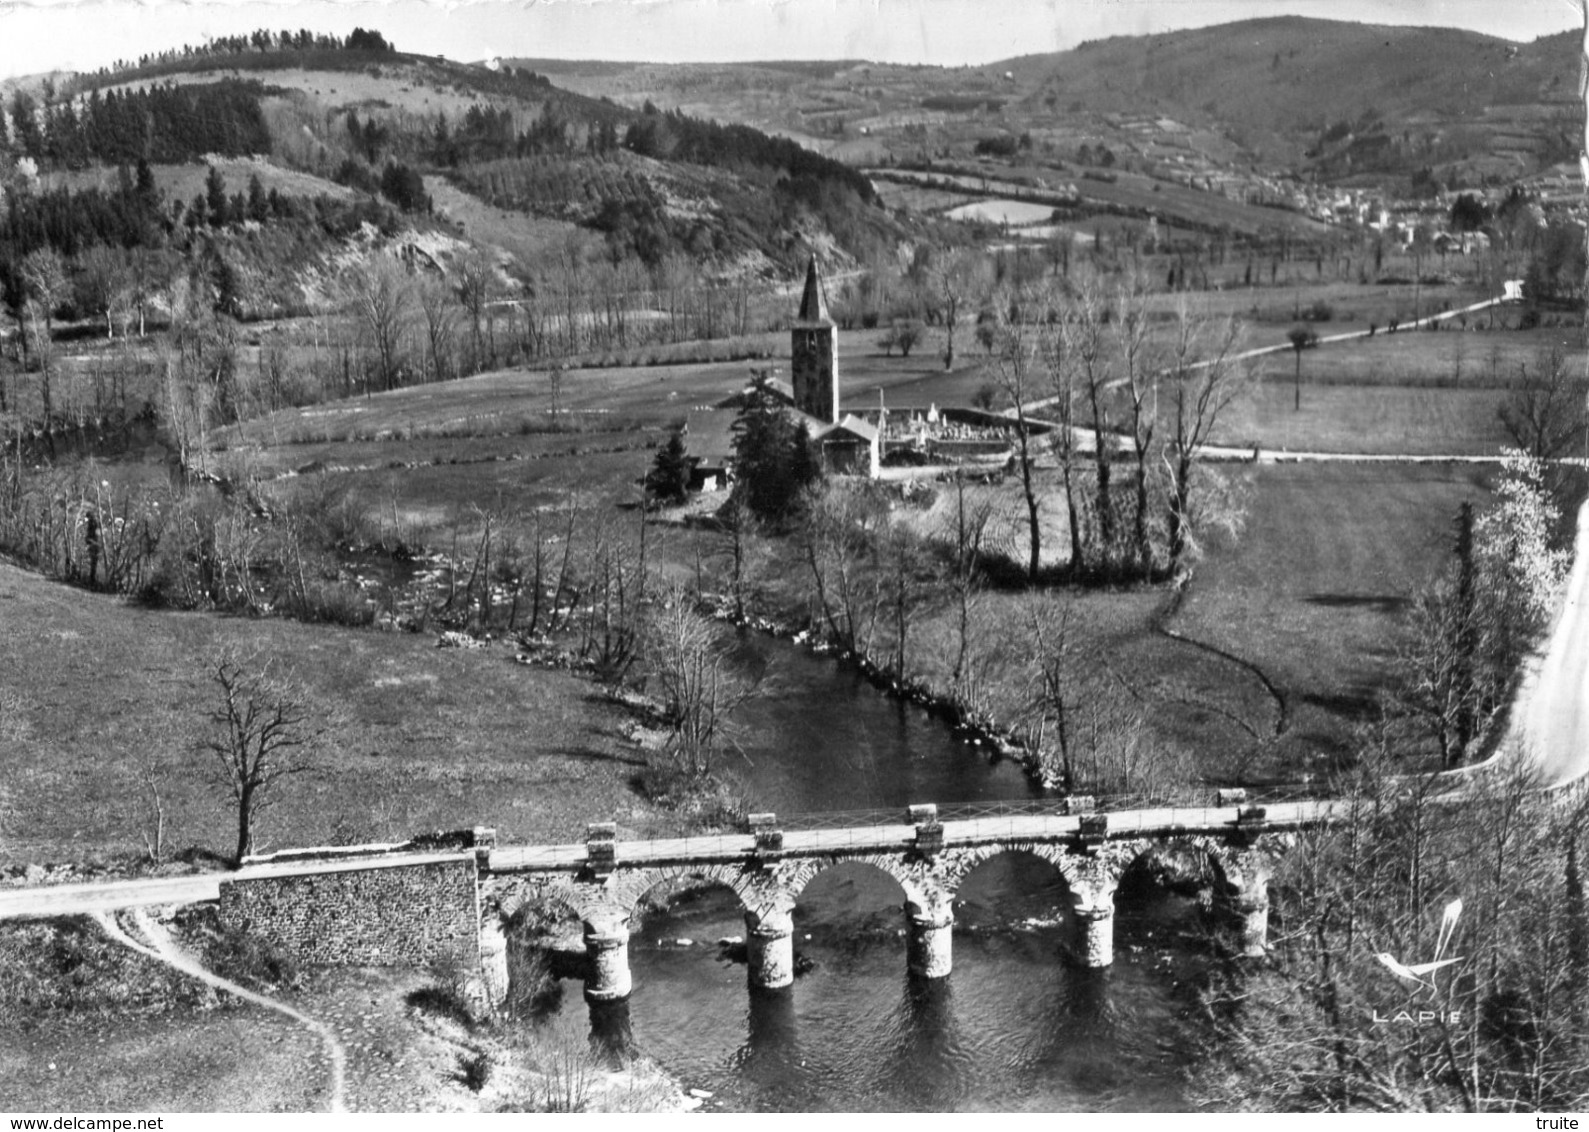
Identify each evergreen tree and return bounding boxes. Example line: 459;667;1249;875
646;430;692;506
10;90;43;159
205;165;228;227
730;380;821;525
246;173;268;223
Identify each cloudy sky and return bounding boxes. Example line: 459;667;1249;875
0;0;1583;80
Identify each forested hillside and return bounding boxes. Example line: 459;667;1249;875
0;26;902;332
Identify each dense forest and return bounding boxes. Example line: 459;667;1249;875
6;81;273;169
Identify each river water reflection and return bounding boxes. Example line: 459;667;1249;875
540;633;1203;1111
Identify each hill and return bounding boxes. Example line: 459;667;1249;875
521;18;1581;189
42;38;903;276
1014;17;1578;176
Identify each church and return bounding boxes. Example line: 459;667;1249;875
684;255;881;486
786;254;882;478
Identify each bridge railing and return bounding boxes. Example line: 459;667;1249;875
772;786;1333;833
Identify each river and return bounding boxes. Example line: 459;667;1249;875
531;632;1209;1111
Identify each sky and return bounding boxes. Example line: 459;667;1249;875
0;0;1584;80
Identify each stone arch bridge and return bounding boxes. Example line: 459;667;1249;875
473;796;1332;1004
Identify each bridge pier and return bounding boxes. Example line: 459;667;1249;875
906;908;954;979
1217;845;1277;958
583;907;633;1002
478;918;510;1007
1232;892;1270;957
588;996;637;1063
746;907;795;990
1067;877;1118;968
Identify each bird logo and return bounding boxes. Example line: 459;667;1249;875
1375;898;1464;993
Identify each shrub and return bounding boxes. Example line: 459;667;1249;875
505;945;564;1021
535;1033;597;1112
203;924;301;990
294;579;377;626
459;1051;492;1092
406;974;477;1028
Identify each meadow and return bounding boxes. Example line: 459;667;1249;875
6;267;1567;867
0;558;667;867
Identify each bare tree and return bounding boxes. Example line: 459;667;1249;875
346;257;413;393
933;249;989;371
417;275;460;384
801;482;887;654
648;586;755;776
204;652;325;865
1498;345;1588;463
993;289;1045;581
1065;268;1120;562
21;248;68;452
941;474;993;688
456;249;496;373
1117;278;1160;576
135;751;169;864
1036;287;1085;575
75;246;131;340
1162;299;1249;572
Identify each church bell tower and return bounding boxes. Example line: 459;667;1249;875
790;255;839;423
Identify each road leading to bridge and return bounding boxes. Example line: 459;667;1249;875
0;850;471;921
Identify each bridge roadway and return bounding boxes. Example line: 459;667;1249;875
485;799;1343;873
0;801;1341;922
0;850;475;921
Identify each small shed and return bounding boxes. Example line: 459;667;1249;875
682;408;737;492
813;414;881;478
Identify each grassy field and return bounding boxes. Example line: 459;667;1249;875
893;461;1507;778
424;176;597;268
0;559;669;868
1251;327;1585;388
1;917;680;1112
42;158;360;204
1216;386;1510;455
4;1002;327;1110
0;915;326;1110
1173;461;1501;766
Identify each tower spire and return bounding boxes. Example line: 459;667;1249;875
796;254;831;324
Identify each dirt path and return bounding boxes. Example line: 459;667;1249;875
91;909;348;1113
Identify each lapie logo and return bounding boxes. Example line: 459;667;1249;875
1371;897;1464;1024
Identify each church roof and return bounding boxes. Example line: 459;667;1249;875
794;254;833;326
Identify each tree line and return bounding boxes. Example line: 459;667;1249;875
81;26;395;83
4;80;273;170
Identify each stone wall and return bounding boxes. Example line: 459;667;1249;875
218;855;481;969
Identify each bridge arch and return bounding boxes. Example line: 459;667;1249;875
1108;835;1286;958
773;854;948;920
949;844;1076;926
